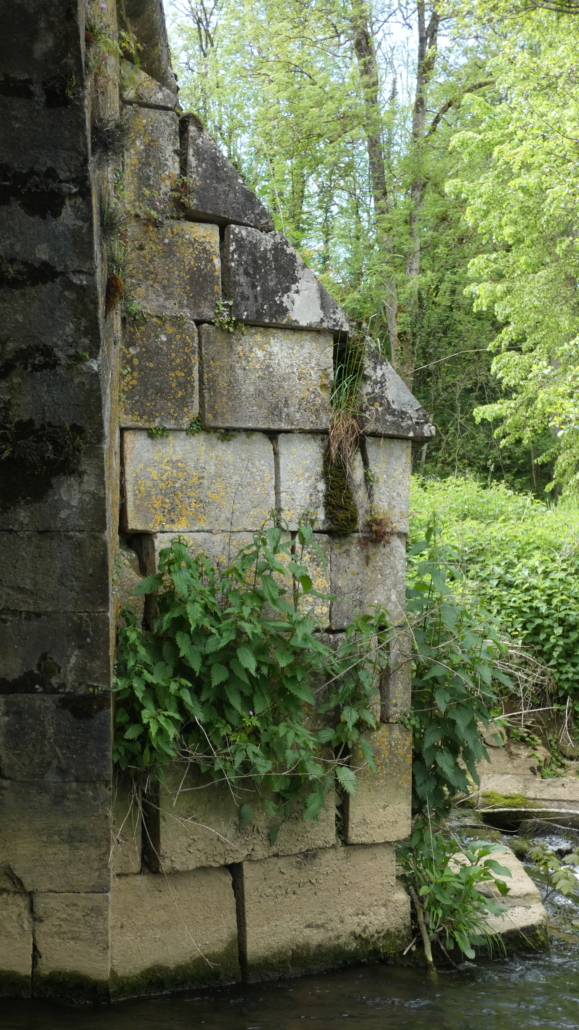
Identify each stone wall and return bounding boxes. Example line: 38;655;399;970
0;0;433;1003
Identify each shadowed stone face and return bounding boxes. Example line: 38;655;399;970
222;225;350;332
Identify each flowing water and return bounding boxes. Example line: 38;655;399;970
6;830;579;1030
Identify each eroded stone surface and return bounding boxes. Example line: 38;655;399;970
121;316;199;429
329;534;407;630
0;694;111;782
242;844;410;978
123;430;276;532
0;779;111;893
120;59;176;108
0;611;111;694
199;325;333;431
0;444;109;533
0;533;109;611
110;867;240;995
345;724;412;844
222;226;349;332
157;764;335;872
0;892;32;992
359;344;435;440
181;116;273;229
123;105;180;216
364;437;411;533
33;893;110;1000
127;221;221;321
380;630;412;722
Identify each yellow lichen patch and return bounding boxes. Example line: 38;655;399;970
120;316;199;428
123;430;276;533
127;221;221;321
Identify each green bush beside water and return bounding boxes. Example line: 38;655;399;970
410;476;579;707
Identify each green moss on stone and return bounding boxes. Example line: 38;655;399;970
481;791;536;810
110;943;240;1001
33;970;110;1004
0;970;31;999
322;446;358;536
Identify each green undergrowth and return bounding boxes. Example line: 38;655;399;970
410;475;579;710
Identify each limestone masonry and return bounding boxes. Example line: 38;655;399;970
0;0;433;1003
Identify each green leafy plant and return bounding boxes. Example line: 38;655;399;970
406;518;512;819
147;426;169;439
212;299;246;334
186;415;203;435
114;519;392;824
399;819;511;968
528;841;579;902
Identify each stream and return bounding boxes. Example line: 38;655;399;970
5;826;579;1030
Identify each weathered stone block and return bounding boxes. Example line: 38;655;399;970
122;0;177;91
277;434;367;532
128;221;221;321
345;724;411;844
157;764;335;872
33;893;110;1002
292;533;331;627
0;610;111;694
359;344;435;440
120;316;199;428
0;892;32;997
123;430;276;532
112;776;142;876
199;325;333;431
277;434;326;530
364;437;411;533
0;193;94;274
0;532;109;611
222;226;349;332
0;780;111;893
241;844;410;978
0;694;110;782
114;544;144;626
180;115;274;229
0;444;108;532
120;59;176;108
123;105;180;216
380;630;412;722
329;534;406;630
110;868;240;996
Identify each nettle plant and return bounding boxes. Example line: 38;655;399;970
114;518;392;826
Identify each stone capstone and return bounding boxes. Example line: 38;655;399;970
122;430;276;532
222;225;349;332
359;344;435;440
127;221;221;321
120;316;199;429
199;324;333;431
240;844;410;979
110;868;240;996
180;115;274;230
345;724;412;844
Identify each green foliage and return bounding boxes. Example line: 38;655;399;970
407;518;511;818
399;820;511;960
186;415;202;436
147;426;169;440
528;841;579;902
411;476;579;707
114;519;391;822
212;300;246;335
